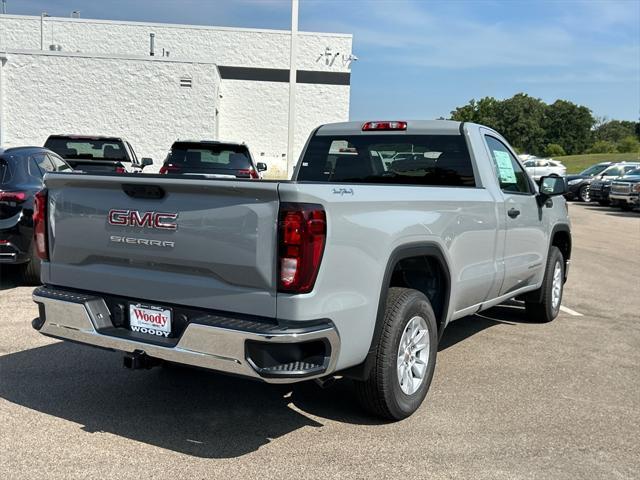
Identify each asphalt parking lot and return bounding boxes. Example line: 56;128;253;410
0;203;638;480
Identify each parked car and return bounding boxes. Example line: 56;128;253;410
565;162;613;202
159;140;267;178
0;146;71;283
31;120;572;420
589;163;640;205
44;135;152;174
609;168;640;211
524;158;566;180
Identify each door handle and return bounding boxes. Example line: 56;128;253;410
508;208;521;218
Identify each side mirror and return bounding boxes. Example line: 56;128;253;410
140;158;153;168
537;175;566;205
256;162;267;172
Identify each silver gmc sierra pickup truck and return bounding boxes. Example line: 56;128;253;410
32;120;571;420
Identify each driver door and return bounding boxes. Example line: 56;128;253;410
484;135;547;295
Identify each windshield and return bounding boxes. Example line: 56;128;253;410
167;143;252;171
580;164;609;176
297;134;475;187
602;165;640;177
45;138;129;162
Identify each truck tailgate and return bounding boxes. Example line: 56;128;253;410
44;174;279;317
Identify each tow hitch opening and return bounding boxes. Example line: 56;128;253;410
123;351;161;370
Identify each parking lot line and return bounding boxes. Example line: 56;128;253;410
560;305;584;316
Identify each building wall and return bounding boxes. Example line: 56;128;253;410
1;51;220;166
0;15;353;177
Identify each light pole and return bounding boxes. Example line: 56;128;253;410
2;0;7;15
40;12;50;50
287;0;298;178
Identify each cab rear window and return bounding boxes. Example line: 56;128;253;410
297;134;476;187
167;143;252;170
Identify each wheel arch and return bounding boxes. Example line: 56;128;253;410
341;242;451;381
551;223;571;282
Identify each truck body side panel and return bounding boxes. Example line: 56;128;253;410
277;183;499;370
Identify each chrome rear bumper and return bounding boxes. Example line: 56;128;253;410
32;286;340;383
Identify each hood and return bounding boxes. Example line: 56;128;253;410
618;174;640;183
566;174;589;182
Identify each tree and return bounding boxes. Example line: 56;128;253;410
544;144;566;157
450;94;546;154
617;136;640;153
588;141;618;154
543;100;595;155
450;97;503;129
499;94;547;155
593;120;639;144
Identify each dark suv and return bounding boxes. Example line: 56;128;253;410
44;135;152;174
0;147;71;283
160;141;267;178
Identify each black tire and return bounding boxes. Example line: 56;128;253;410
354;287;438;420
18;246;41;285
525;246;564;323
578;185;590;202
619;204;633;211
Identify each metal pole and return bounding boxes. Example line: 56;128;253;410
286;0;298;178
149;33;155;56
0;55;5;147
40;12;48;50
2;0;7;15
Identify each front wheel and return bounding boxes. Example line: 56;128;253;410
354;287;438;420
525;246;564;323
578;185;590;202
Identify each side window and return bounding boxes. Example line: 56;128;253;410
48;153;71;172
484;136;532;194
31;153;55;174
29;158;45;178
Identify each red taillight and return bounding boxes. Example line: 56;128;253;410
0;191;27;203
362;121;407;131
237;168;259;179
33;189;49;261
159;164;181;174
115;166;126;174
278;203;326;293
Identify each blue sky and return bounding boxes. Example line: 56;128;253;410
7;0;640;121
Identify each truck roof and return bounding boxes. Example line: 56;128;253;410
172;140;246;147
316;120;465;136
47;135;125;141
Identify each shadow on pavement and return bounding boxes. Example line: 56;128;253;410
0;266;20;291
0;302;533;457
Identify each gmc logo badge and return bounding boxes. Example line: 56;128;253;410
108;209;178;230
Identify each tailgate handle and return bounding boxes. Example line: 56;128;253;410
122;184;165;199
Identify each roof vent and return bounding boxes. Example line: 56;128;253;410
180;77;192;88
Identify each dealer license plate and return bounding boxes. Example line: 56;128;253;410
129;303;172;338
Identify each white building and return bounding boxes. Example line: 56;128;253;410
0;14;353;177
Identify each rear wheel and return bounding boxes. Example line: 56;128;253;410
578;185;590;202
525;246;564;323
354;287;438;420
18;245;41;285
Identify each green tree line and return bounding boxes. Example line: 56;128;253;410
450;93;640;157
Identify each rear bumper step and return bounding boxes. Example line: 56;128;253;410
32;286;340;383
